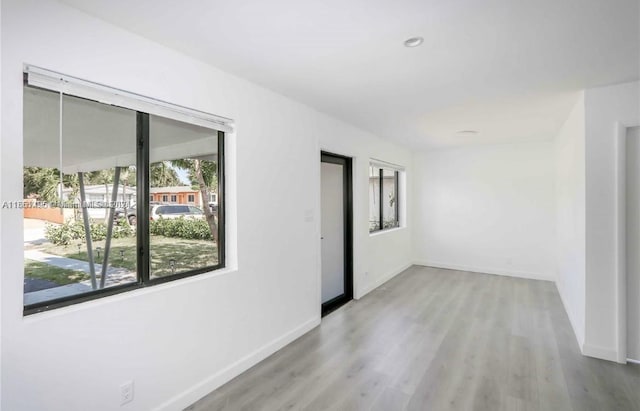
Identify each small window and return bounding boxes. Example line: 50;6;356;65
149;194;154;201
369;163;401;233
170;194;177;203
187;194;195;203
162;194;168;202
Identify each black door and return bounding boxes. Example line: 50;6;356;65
320;152;353;316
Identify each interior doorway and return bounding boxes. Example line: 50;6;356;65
320;152;353;316
626;126;640;363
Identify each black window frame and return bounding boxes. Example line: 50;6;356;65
369;165;400;233
23;86;226;315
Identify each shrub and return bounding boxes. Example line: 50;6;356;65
45;221;85;245
149;217;213;240
89;222;108;241
45;219;134;245
112;218;134;239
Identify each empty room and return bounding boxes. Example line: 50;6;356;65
1;0;639;410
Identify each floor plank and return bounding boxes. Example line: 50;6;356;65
186;266;640;411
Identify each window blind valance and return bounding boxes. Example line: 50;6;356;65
24;65;233;133
369;158;405;172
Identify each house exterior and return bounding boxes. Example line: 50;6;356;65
65;184;136;205
24;184;137;223
150;186;217;208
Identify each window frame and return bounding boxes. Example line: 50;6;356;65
369;165;400;234
23;96;226;315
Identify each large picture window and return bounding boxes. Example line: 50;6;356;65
22;69;226;314
369;163;400;233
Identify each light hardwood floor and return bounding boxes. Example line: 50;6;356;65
186;266;640;411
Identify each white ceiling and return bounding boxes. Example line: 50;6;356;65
61;0;639;149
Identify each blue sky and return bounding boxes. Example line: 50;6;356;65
174;166;190;185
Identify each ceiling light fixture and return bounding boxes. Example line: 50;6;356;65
455;130;479;137
404;36;424;48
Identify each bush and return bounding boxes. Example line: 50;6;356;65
149;217;213;240
112;218;134;239
45;219;134;245
89;222;108;241
45;221;85;245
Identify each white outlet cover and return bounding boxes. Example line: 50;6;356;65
304;209;314;222
120;380;134;406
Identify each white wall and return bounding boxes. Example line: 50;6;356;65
413;141;556;281
0;1;412;410
0;0;3;406
584;81;640;361
554;93;586;348
319;132;412;299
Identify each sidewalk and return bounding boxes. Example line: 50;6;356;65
24;218;47;245
24;249;136;306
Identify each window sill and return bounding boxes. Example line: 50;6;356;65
23;265;238;321
369;226;406;237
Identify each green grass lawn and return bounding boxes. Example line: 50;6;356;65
24;259;90;285
41;236;218;277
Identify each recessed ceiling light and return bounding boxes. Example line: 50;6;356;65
455;130;479;136
404;37;424;48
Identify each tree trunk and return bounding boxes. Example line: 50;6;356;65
104;181;110;224
194;159;217;243
121;168;131;227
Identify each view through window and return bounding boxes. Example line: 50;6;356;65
22;80;224;313
148;114;221;279
369;163;400;233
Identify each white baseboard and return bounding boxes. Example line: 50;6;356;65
555;282;585;354
582;343;619;362
153;316;321;411
414;261;555;282
355;263;412;299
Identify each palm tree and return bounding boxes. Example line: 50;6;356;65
170;158;218;242
23;167;61;202
150;161;181;187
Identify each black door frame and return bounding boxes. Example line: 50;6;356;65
320;151;353;316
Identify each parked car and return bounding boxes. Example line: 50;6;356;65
150;204;205;221
116;202;194;226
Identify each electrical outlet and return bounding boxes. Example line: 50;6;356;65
120;380;134;406
304;209;314;222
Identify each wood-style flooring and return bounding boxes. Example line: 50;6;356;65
186;266;640;411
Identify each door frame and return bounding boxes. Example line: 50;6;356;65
616;122;640;363
320;151;353;316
